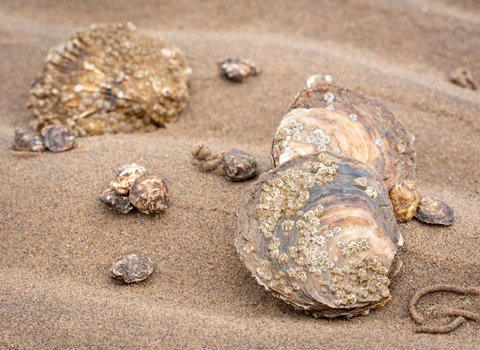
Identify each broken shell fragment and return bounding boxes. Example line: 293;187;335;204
389;181;420;222
220;58;260;83
236;152;402;318
222;149;257;181
109;251;154;284
110;163;146;195
12;128;45;152
272;78;416;190
29;23;191;136
415;196;454;225
100;188;134;214
129;171;169;214
41;125;75;152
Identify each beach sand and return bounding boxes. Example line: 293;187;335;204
1;0;479;348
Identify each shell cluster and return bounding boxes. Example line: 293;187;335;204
236;152;401;318
100;163;169;214
28;23;191;137
12;126;75;154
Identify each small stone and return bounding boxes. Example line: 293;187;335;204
109;251;154;284
12;128;45;152
100;188;134;214
41;125;75;152
415;196;454;225
222;149;257;181
220;58;260;83
449;67;477;90
129;171;169;214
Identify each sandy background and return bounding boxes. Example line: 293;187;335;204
1;0;479;348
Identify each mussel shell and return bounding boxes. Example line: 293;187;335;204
29;23;191;136
13;128;45;152
41;125;75;152
272;80;415;190
236;152;401;318
129;171;169;214
100;188;134;214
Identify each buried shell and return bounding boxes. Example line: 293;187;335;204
129;171;169;214
28;23;191;137
235;152;402;318
109;251;154;284
12;128;45;152
272;78;415;191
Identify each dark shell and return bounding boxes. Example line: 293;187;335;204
236;152;401;318
222;149;257;182
100;188;134;214
129;171;169;214
109;251;154;283
28;23;191;137
41;125;75;152
389;181;420;222
415;196;454;225
110;163;146;195
13;128;45;152
272;80;416;191
220;58;260;83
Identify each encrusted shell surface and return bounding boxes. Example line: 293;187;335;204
236;152;402;318
28;23;191;137
222;149;257;182
100;188;134;214
110;163;146;195
109;251;154;284
415;196;454;225
272;79;416;191
41;125;75;152
13;128;45;152
129;171;169;214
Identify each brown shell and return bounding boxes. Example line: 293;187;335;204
109;251;154;283
100;188;134;214
12;128;45;152
222;149;257;182
28;23;191;137
220;58;260;83
41;125;75;152
415;196;454;225
129;171;169;214
272;80;416;190
389;181;420;222
236;152;401;318
110;163;146;195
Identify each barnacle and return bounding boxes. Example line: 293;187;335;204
235;152;402;318
28;23;191;137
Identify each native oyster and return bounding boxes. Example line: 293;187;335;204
28;23;191;137
109;251;155;284
236;152;402;318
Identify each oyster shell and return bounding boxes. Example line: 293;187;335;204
109;251;154;284
129;171;169;214
272;78;416;191
12;128;45;152
415;196;454;225
236;152;402;318
222;149;257;182
41;125;75;152
110;163;146;195
100;188;134;214
220;58;260;83
28;23;191;137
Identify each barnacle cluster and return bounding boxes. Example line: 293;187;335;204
236;153;400;317
28;23;191;137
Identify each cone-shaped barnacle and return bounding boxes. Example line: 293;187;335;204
236;152;403;318
28;23;192;137
129;171;169;214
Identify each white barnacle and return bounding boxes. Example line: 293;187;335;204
288;120;298;128
325;105;334;110
375;139;384;147
365;187;378;199
348;113;358;122
324;93;335;103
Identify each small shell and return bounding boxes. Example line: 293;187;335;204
272;79;415;190
415;196;454;225
100;188;134;214
191;141;224;172
110;163;146;195
220;58;260;83
29;23;191;136
41;125;75;152
12;128;45;152
129;171;169;214
236;152;401;318
449;67;477;90
389;181;420;222
222;149;257;182
109;251;154;284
